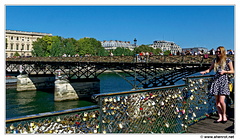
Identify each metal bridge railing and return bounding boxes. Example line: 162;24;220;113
6;75;219;134
6;55;234;64
185;75;216;126
6;105;101;134
93;85;188;133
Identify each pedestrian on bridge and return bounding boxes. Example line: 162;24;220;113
200;46;234;124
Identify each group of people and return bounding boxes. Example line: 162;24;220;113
135;52;153;62
209;48;235;55
200;46;234;124
62;53;92;57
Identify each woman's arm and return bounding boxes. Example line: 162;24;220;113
200;62;214;75
221;61;234;74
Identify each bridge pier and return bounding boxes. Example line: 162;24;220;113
17;74;100;101
54;78;100;101
17;74;36;91
17;74;55;91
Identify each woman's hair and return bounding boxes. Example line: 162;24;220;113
214;46;227;72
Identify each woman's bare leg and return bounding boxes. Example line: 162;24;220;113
215;95;223;121
219;95;227;121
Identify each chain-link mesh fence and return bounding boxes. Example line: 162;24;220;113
6;106;100;134
185;75;216;126
96;86;188;133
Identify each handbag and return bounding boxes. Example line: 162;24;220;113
229;83;233;92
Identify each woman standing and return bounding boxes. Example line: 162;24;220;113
200;46;234;123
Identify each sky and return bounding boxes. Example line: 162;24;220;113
5;5;235;51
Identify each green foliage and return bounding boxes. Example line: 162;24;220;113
164;50;171;55
113;47;134;56
76;37;102;56
97;47;109;56
32;36;106;57
32;35;52;57
50;36;64;57
154;48;163;55
13;52;20;57
134;45;162;55
64;38;78;56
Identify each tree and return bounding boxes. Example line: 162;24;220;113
13;52;20;57
76;37;102;56
113;47;134;56
50;36;65;57
32;35;52;57
113;47;124;56
64;38;78;56
153;48;162;55
164;50;171;55
97;47;109;56
134;45;154;54
32;35;113;57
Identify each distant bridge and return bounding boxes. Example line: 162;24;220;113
6;55;234;89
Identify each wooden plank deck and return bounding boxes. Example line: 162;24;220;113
187;105;234;133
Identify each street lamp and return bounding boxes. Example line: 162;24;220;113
134;38;137;46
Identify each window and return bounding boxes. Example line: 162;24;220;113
22;44;24;50
16;44;19;50
27;44;30;50
11;44;13;50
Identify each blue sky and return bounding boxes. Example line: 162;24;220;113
6;5;234;50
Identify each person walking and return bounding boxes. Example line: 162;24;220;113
200;46;234;123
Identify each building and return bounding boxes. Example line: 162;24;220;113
5;30;52;58
182;47;208;55
150;40;182;55
101;40;136;51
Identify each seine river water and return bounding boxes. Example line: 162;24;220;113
6;72;207;119
6;72;133;118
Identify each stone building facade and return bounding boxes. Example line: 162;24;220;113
101;40;136;51
150;40;182;55
5;30;52;58
182;47;208;55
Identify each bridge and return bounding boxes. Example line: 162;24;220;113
6;55;234;101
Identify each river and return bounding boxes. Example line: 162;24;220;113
6;72;133;118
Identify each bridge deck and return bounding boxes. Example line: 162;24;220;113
187;105;234;133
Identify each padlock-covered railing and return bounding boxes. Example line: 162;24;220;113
93;85;189;133
6;105;101;134
6;75;219;134
185;75;216;126
6;55;234;64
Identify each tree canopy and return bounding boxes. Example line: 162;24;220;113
134;45;162;55
76;37;102;56
32;36;107;57
113;47;134;56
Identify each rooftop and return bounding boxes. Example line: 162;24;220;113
6;30;52;36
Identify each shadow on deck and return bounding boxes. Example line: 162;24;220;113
187;104;234;133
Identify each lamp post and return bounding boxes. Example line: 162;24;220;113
134;38;137;46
